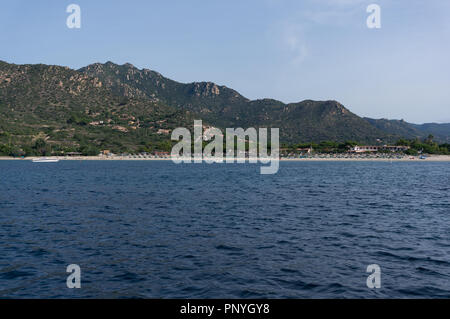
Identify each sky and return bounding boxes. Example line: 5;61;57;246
1;0;449;123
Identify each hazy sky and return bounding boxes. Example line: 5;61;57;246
1;0;449;123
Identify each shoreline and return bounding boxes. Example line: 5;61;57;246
1;155;450;162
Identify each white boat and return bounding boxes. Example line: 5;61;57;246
32;157;60;163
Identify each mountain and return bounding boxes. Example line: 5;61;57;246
412;123;450;143
365;118;450;143
1;60;449;155
0;61;195;154
364;118;424;140
79;62;249;116
78;62;388;143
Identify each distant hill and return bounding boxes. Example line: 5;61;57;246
79;62;389;143
365;118;450;143
412;123;450;143
0;61;195;154
0;60;449;155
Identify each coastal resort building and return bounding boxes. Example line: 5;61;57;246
350;145;379;153
350;145;410;153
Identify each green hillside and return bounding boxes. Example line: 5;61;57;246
0;60;449;156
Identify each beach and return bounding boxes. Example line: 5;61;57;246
1;155;450;161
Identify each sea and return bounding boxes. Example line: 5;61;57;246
0;160;449;298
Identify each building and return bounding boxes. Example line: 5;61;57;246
157;129;171;135
350;145;379;153
350;145;410;153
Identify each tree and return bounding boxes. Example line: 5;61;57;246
33;138;51;156
0;144;12;156
396;139;410;146
67;113;90;126
79;144;100;156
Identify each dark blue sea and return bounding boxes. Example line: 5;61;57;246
0;160;449;298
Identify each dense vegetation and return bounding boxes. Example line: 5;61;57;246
396;136;450;155
280;136;450;155
1;60;449;157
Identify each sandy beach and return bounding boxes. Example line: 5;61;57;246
280;156;450;162
1;155;450;162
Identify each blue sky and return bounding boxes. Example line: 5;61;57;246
1;0;449;123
